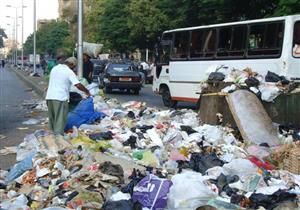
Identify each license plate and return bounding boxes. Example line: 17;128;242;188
119;77;131;81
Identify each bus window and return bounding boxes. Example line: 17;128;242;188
229;25;246;57
248;24;264;50
190;30;205;58
293;21;300;58
247;22;284;57
171;31;189;59
203;29;217;58
217;27;232;57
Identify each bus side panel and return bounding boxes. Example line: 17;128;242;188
169;59;283;83
169;59;283;101
169;82;200;102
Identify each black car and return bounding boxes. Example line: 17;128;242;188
102;63;142;95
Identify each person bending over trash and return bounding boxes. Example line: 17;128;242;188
45;56;90;135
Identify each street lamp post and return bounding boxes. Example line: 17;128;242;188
6;4;27;68
21;0;25;70
77;0;83;78
33;0;36;74
6;16;16;65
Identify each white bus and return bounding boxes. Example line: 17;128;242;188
153;15;300;107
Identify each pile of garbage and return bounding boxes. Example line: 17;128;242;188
1;96;300;210
202;66;299;102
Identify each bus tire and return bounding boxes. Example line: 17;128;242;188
162;87;177;108
133;89;140;95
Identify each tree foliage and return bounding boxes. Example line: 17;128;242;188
84;0;299;53
23;21;70;56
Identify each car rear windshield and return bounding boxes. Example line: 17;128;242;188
108;64;131;71
91;59;104;65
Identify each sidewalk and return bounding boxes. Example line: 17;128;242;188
9;65;47;98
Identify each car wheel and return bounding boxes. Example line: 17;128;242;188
133;89;139;95
104;85;112;93
162;87;177;108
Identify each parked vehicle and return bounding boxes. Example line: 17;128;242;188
102;62;142;94
153;15;300;107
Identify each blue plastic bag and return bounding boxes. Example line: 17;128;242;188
65;97;106;131
5;153;35;183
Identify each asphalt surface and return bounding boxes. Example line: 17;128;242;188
106;84;197;110
106;84;165;108
0;67;46;170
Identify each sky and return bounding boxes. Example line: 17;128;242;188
0;0;59;44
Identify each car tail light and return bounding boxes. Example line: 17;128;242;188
132;77;141;82
109;76;119;82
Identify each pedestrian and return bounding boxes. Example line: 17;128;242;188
83;53;93;83
40;57;47;75
1;59;5;68
45;56;91;135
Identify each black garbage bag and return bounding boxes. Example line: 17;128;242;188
121;169;145;195
69;92;82;107
208;72;225;82
137;125;154;133
265;71;290;85
210;173;239;196
280;76;290;85
102;199;142;210
248;189;297;210
180;125;197;135
189;153;225;174
245;77;260;87
89;131;113;141
127;111;136;119
123;136;137;149
265;71;281;82
99;161;124;183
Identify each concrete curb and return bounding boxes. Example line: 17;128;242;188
9;67;45;98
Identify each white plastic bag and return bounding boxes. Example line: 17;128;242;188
167;171;218;210
83;42;103;58
194;124;224;145
87;83;100;96
223;158;257;177
259;84;281;102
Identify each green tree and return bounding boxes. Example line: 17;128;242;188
83;0;300;55
272;0;300;16
85;0;131;53
127;0;169;50
23;21;70;57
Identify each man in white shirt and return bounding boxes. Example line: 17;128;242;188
46;57;90;135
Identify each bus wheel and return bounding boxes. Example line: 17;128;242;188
162;87;177;108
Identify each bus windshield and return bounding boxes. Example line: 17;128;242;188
158;42;171;64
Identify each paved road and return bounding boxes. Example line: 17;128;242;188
0;67;46;170
106;84;197;110
106;84;165;108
